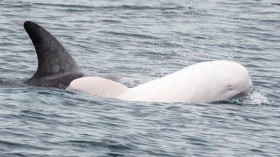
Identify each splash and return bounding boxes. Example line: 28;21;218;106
250;92;270;105
221;90;270;105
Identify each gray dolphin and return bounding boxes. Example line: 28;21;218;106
24;21;85;88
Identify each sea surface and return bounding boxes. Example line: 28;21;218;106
0;0;279;156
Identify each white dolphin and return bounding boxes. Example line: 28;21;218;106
23;21;252;103
69;60;252;103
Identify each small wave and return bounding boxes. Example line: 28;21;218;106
101;31;160;40
271;3;280;6
0;153;27;157
31;3;184;11
100;19;122;24
0;140;49;150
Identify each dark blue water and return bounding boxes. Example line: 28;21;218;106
0;0;279;156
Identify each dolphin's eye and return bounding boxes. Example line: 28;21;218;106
226;83;233;90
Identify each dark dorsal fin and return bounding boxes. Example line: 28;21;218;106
24;21;84;88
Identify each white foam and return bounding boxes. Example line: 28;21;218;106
250;92;270;105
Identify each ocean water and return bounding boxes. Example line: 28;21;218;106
0;0;279;156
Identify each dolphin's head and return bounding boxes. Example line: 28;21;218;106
190;61;252;103
217;61;252;100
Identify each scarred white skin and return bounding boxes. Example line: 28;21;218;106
69;60;252;103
